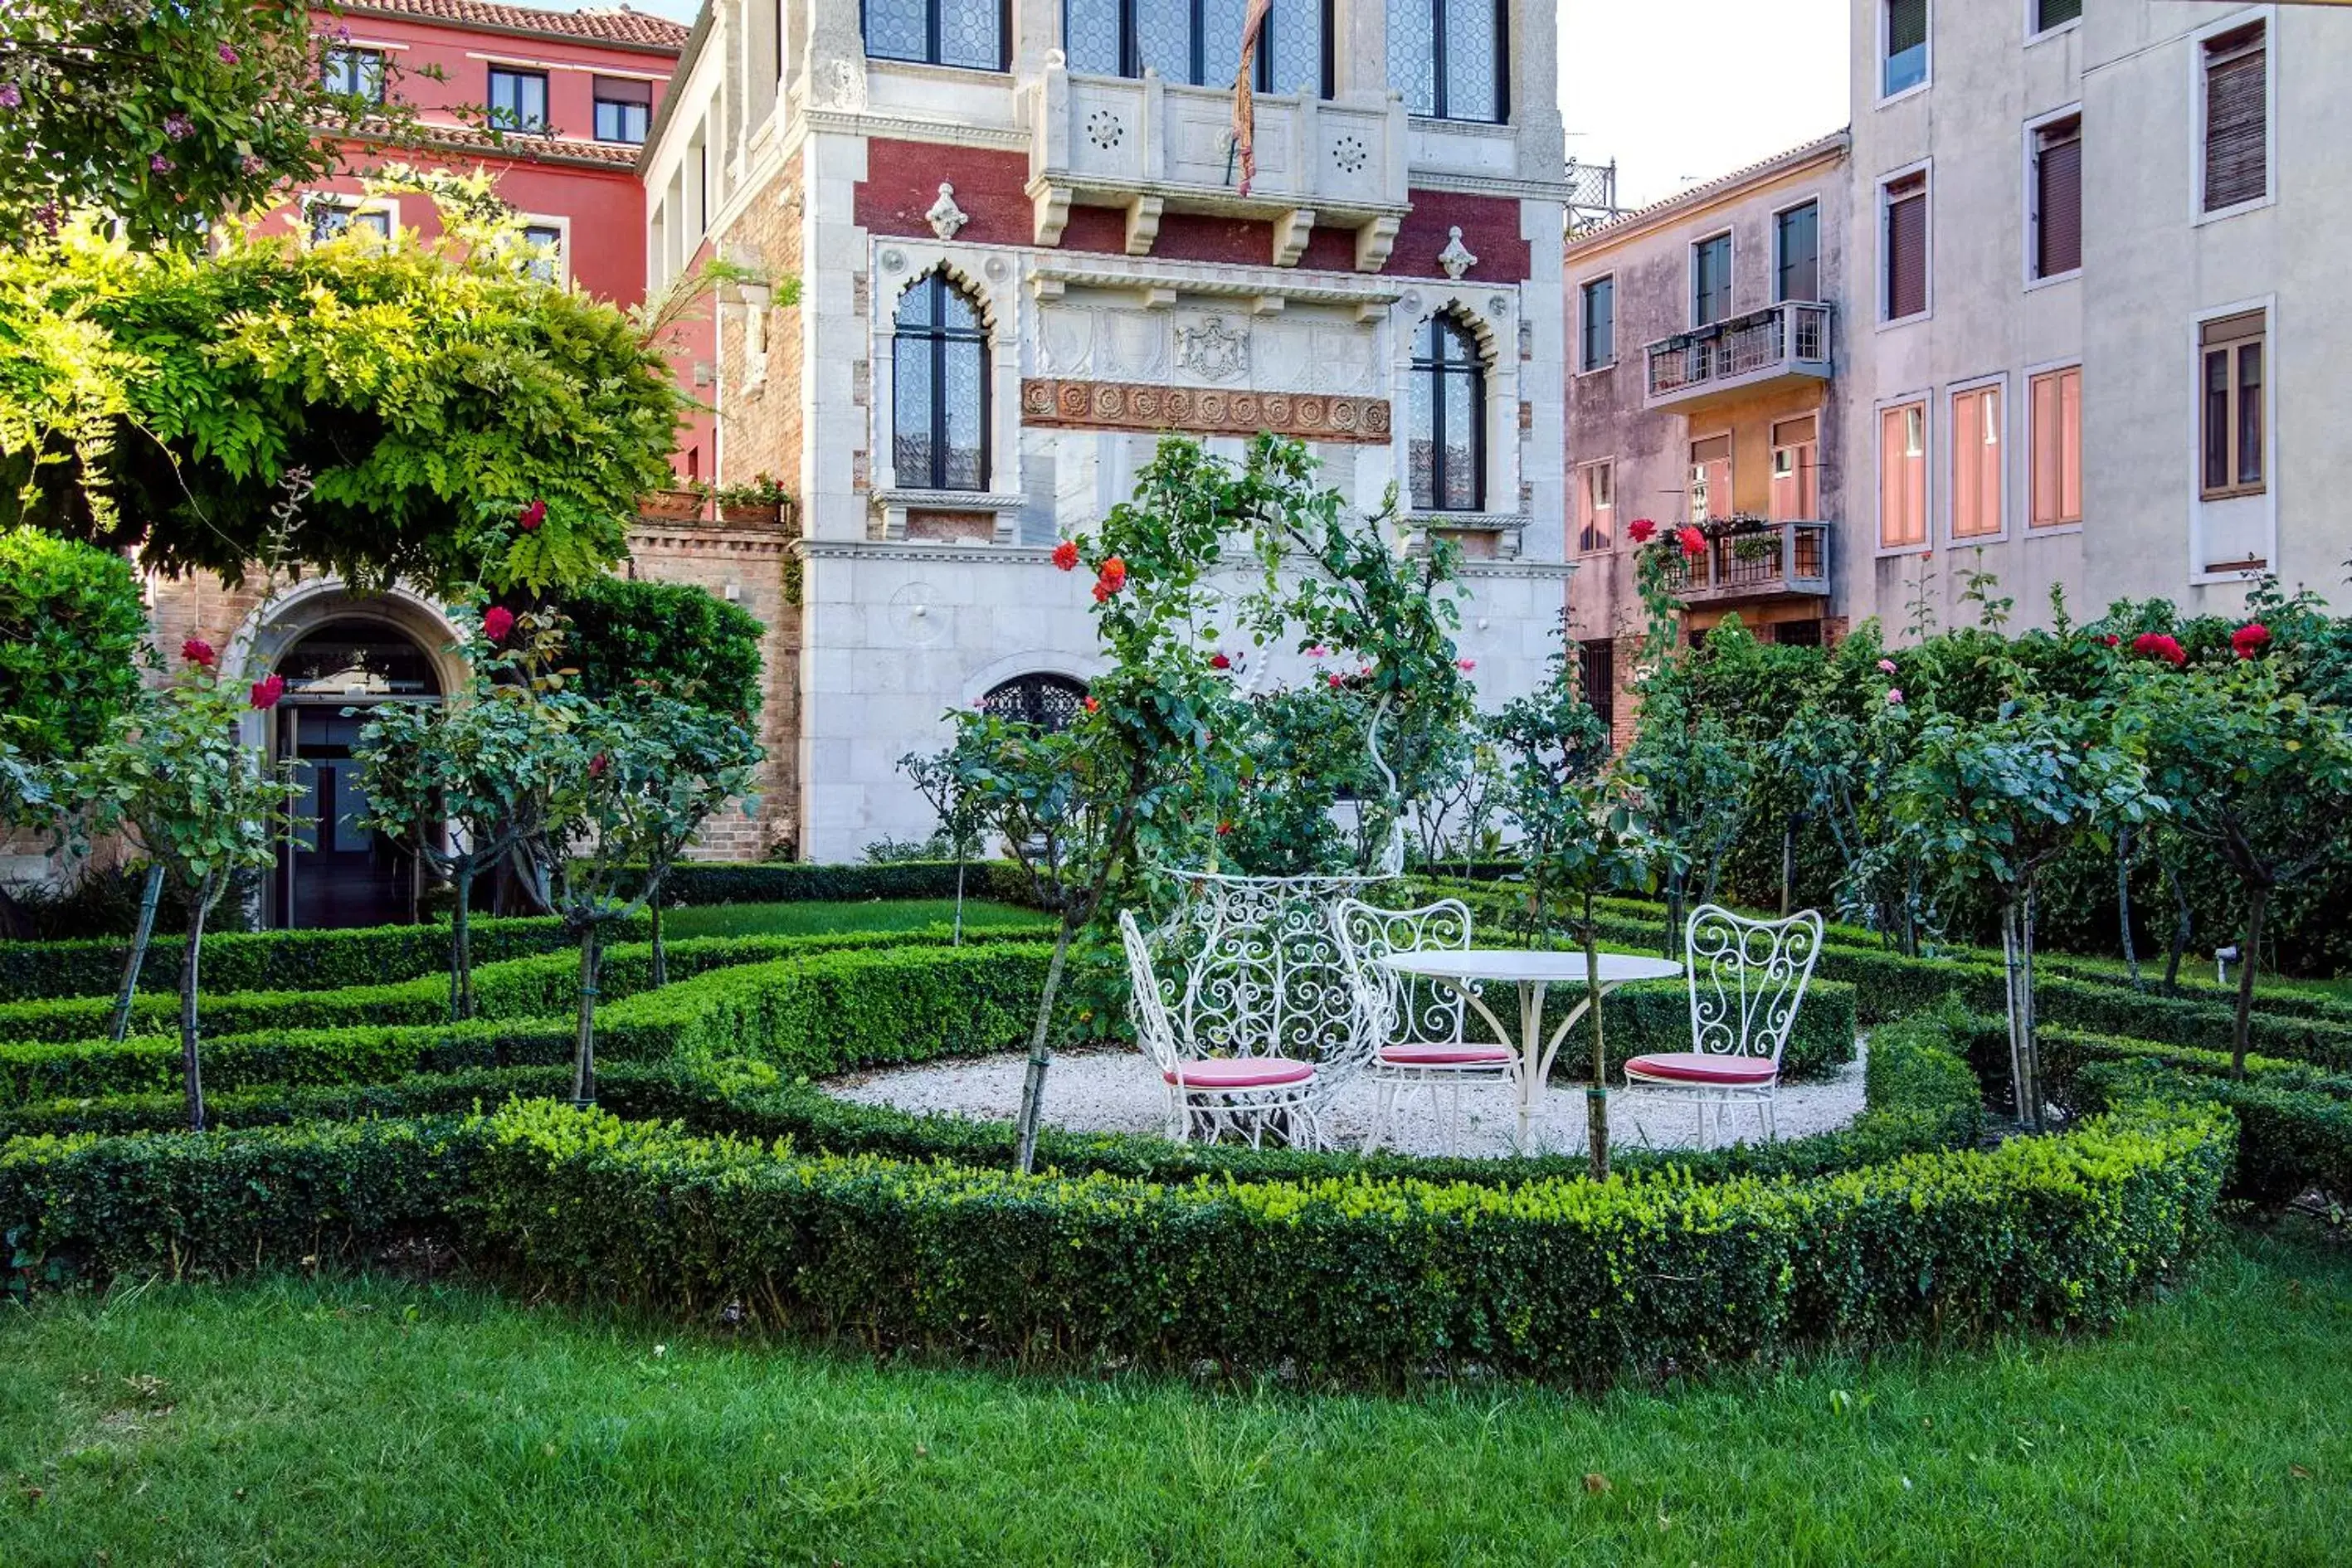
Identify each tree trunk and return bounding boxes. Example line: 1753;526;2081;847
2231;885;2268;1080
1585;909;1609;1181
2020;884;2043;1133
570;924;603;1104
2000;901;2028;1129
952;856;967;947
1012;922;1074;1174
109;860;168;1044
1663;873;1685;962
650;894;667;990
1780;819;1797;917
450;863;476;1022
179;876;214;1132
2116;826;2141;991
2164;864;2192;996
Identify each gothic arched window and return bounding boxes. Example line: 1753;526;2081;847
1408;313;1486;513
894;270;990;491
980;674;1088;732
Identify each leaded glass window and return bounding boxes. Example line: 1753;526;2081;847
1387;0;1504;122
1408;314;1485;513
1064;0;1329;96
894;271;990;492
865;0;1007;71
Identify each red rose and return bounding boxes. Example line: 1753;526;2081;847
1628;518;1657;545
518;499;547;532
2232;622;2272;660
1216;821;1234;836
482;606;515;643
1091;581;1113;604
249;673;285;710
2132;632;2187;668
2100;634;2121;648
1051;539;1080;572
1098;556;1127;593
181;637;217;668
1209;652;1231;670
1082;696;1100;713
1678;526;1707;560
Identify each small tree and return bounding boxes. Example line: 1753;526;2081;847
1893;695;2155;1128
2122;640;2352;1077
898;747;982;943
353;606;577;1019
78;657;304;1127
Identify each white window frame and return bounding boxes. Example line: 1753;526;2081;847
2023;357;2086;538
2185;295;2277;587
299;192;399;244
2024;0;2082;46
518;213;572;288
1875;391;1935;558
1687;426;1734;528
1877;159;1934;330
2190;8;2277;228
1946;373;2012;548
1770;196;1823;305
1689;230;1735;329
1575;458;1615;555
1878;0;1932;106
2022;103;2085;291
1576;272;1617;375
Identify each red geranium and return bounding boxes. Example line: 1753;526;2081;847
2132;632;2188;668
181;637;217;668
248;673;285;710
1677;526;1707;560
1051;539;1080;572
482;606;515;643
1628;518;1657;545
517;499;547;532
2232;622;2272;660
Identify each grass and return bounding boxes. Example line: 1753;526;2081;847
659;898;1046;940
3;1228;2348;1566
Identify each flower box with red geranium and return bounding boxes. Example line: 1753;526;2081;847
639;487;708;523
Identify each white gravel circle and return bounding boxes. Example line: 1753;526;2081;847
827;1041;1870;1160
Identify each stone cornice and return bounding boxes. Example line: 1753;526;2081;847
796;538;1051;567
1458;558;1577;581
1405;171;1574;202
801;108;1031;153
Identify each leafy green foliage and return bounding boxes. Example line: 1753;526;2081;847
1;223;681;592
0;525;146;765
560;576;766;718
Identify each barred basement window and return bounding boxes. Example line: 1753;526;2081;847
1408;314;1485;513
1064;0;1329;95
981;674;1088;732
893;272;990;491
865;0;1007;71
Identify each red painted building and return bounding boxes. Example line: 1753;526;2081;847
268;0;687;304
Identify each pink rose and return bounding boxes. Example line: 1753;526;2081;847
1885;688;1904;706
2231;622;2272;660
482;606;515;643
1877;659;1897;675
1456;659;1477;674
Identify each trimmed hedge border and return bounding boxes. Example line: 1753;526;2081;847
636;860;1035;908
0;1080;2230;1382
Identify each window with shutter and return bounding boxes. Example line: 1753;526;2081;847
1883;173;1928;322
1950;385;2004;539
1883;0;1927;97
2203;26;2267;214
2033;0;2080;36
1879;402;1928;549
2033;116;2082;279
1690;435;1733;526
1578;640;1615;734
1775;202;1819;303
1576;461;1614;554
1692;234;1733;327
1580;276;1614;370
1770;415;1819;523
2028;367;2082;528
2199;312;2266;501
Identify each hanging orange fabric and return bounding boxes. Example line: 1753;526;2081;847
1232;0;1273;194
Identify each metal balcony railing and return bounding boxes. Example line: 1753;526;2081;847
1646;301;1833;406
1659;522;1833;602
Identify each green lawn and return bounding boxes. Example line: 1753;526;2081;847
660;897;1045;940
3;1228;2347;1566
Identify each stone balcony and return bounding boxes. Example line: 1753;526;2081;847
1644;301;1833;411
1022;56;1411;271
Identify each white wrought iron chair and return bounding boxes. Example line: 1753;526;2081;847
1335;898;1517;1154
1623;903;1824;1148
1119;910;1324;1148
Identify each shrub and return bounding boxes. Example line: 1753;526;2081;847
648;861;1037;908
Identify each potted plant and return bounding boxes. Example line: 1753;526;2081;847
715;473;791;527
639;481;708;522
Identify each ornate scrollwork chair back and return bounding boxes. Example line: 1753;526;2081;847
1685;903;1824;1069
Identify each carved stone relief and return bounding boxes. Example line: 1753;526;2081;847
1173;315;1249;382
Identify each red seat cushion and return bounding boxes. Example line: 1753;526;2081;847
1624;1053;1779;1086
1379;1044;1517;1067
1165;1057;1317;1089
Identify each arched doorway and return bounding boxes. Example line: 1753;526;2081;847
270;617;443;928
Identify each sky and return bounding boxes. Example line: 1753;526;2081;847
560;0;1853;208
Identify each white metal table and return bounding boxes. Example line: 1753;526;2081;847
1375;949;1686;1149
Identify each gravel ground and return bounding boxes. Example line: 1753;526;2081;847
828;1040;1871;1159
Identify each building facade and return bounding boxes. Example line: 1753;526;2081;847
1843;0;2352;635
643;0;1576;860
1563;134;1851;741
